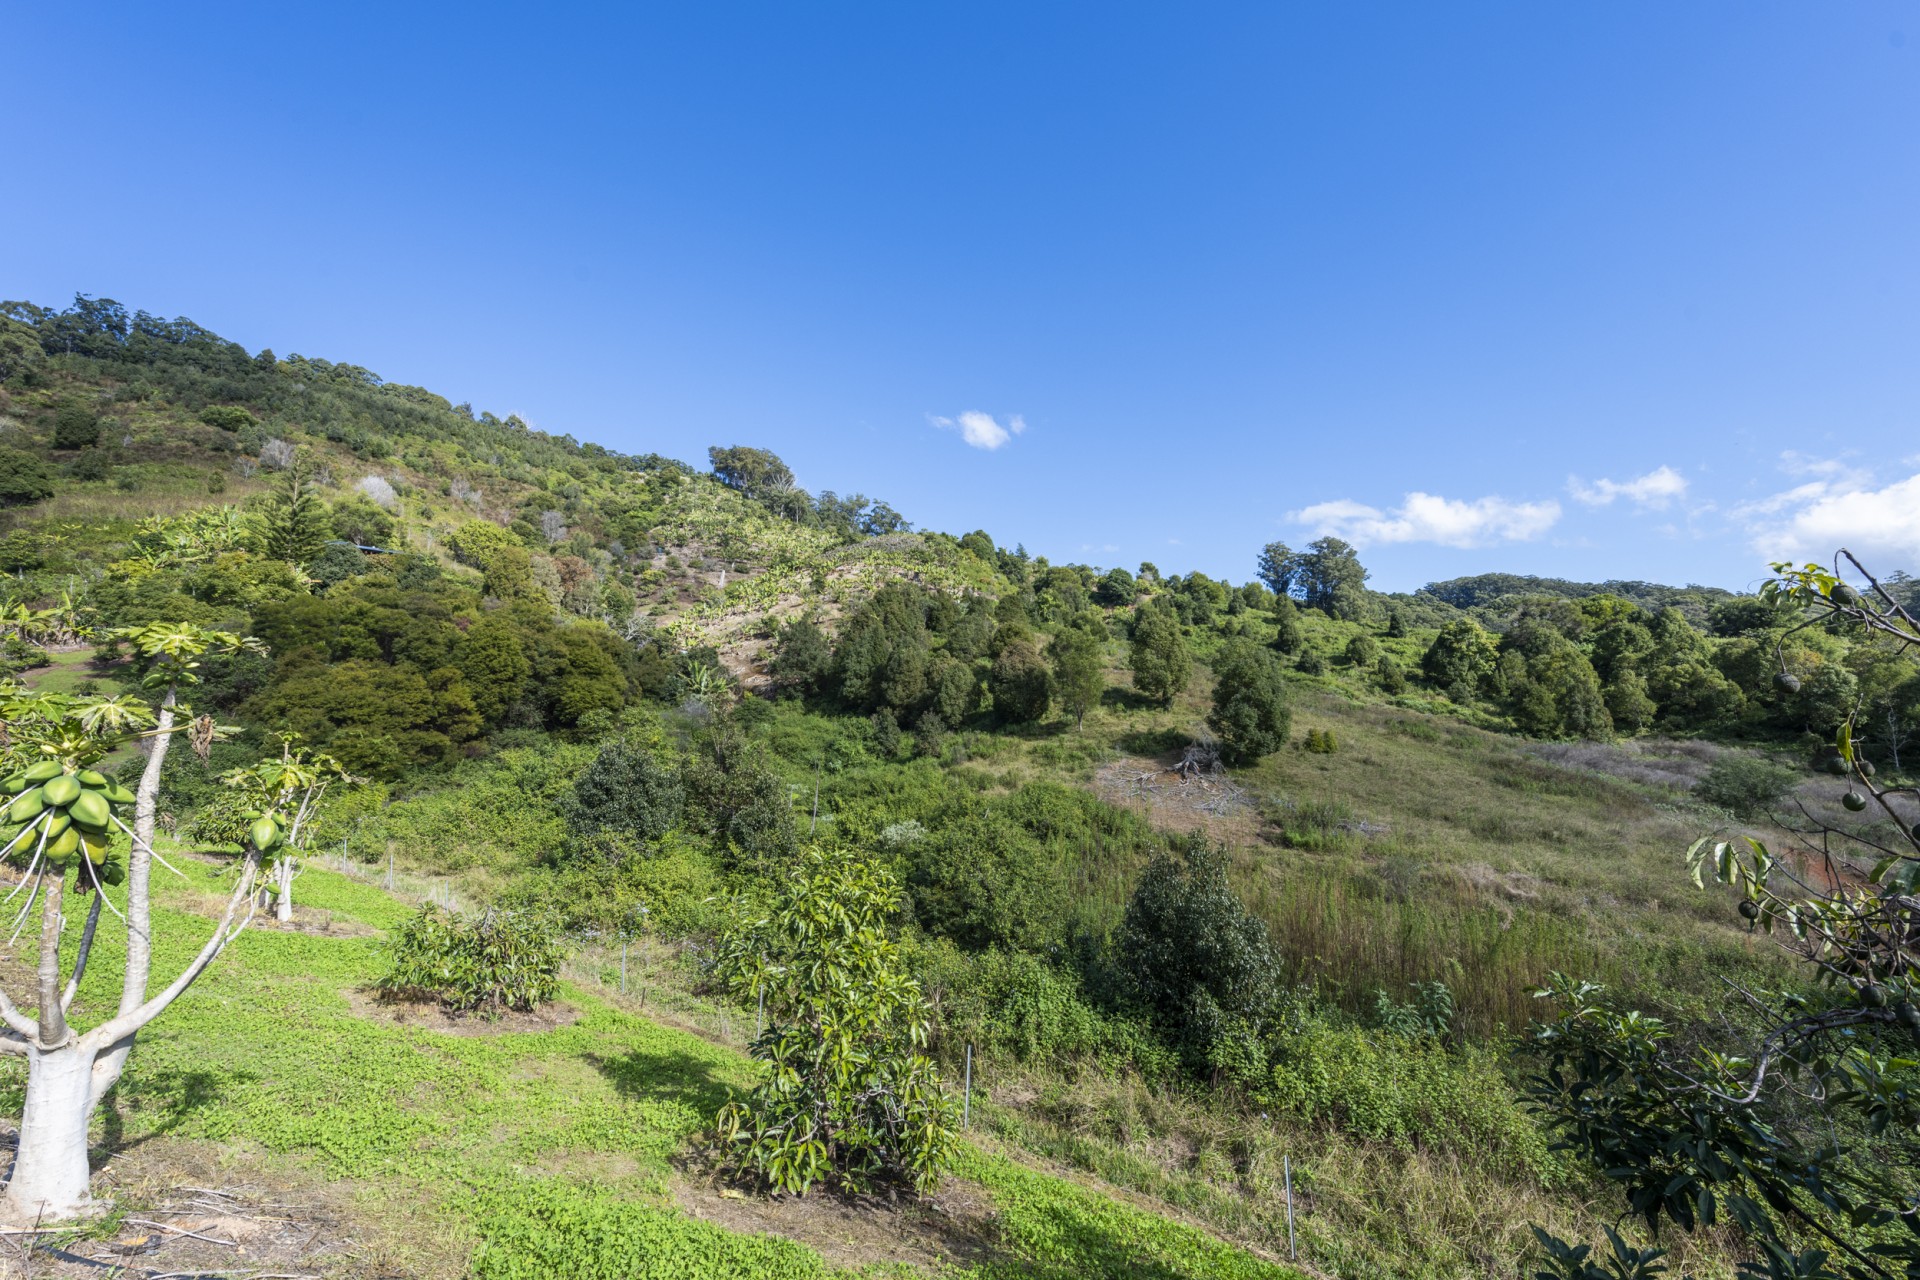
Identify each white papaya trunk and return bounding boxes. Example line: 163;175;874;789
3;1045;98;1223
274;858;295;923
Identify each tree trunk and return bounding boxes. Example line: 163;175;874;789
274;857;295;923
2;1045;98;1223
90;688;175;1111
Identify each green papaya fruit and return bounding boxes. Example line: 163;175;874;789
76;769;108;788
7;790;44;824
68;790;109;830
249;817;281;852
41;775;81;807
46;826;79;859
22;761;62;784
103;783;136;806
2;774;25;794
42;812;69;840
79;830;109;864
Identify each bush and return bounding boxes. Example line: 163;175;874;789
562;740;683;844
52;402;101;449
1303;728;1338;754
712;852;959;1195
0;448;55;506
1264;1020;1558;1179
1207;639;1292;764
1693;754;1798;818
380;904;562;1016
1117;839;1280;1064
200;404;255;432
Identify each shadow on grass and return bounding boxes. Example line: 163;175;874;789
1116;726;1189;757
588;1044;736;1115
1099;686;1162;714
94;1067;233;1161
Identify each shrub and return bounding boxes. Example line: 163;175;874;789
52;402;101;449
380;904;562;1016
1264;1020;1558;1179
561;740;682;844
1303;728;1339;754
1693;754;1797;818
0;448;55;506
1207;639;1292;764
200;404;255;432
1117;839;1280;1063
713;852;959;1195
70;448;111;481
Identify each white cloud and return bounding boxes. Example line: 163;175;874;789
1288;492;1562;548
1568;465;1688;509
1740;459;1920;564
928;410;1025;451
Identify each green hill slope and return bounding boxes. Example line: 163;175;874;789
0;293;1911;1279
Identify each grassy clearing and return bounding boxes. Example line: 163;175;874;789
0;858;1304;1279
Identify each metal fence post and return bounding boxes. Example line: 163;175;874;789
963;1043;973;1128
1284;1155;1296;1260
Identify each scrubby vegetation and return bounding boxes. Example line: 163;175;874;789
0;292;1911;1277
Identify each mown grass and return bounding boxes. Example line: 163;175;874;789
0;859;1304;1279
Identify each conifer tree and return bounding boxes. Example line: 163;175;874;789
262;459;329;566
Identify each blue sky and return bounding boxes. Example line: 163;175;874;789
7;4;1917;592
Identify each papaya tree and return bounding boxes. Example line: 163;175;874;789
219;735;356;923
0;685;276;1222
86;623;263;1121
1525;550;1920;1280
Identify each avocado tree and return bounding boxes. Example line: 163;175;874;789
712;850;958;1196
0;685;275;1222
1525;550;1920;1280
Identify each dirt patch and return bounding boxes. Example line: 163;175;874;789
344;987;581;1036
250;904;376;938
0;1137;369;1279
672;1161;1004;1274
1093;755;1261;843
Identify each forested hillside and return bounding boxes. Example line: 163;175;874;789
0;293;1913;1280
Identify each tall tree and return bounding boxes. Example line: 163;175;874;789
706;445;795;502
1256;541;1298;598
1050;624;1105;729
1207;640;1292;763
261;459;329;567
1129;606;1191;706
1297;537;1370;620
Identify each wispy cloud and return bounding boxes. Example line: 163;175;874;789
1738;453;1920;563
1568;465;1688;509
1289;492;1561;548
928;410;1025;451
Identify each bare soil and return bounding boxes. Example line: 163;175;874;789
344;988;580;1037
0;1136;371;1279
672;1156;1005;1274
